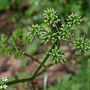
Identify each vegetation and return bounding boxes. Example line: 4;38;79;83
0;0;90;90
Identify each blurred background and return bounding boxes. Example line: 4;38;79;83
0;0;90;90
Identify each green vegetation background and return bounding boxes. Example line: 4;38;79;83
0;0;90;90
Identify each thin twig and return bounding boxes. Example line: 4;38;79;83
31;40;58;79
7;42;46;68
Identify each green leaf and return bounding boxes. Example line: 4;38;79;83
21;58;28;67
16;72;25;79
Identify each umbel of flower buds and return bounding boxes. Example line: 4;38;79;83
43;8;60;27
73;37;90;53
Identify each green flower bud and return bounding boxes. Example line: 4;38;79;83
74;37;90;53
14;49;24;59
27;24;42;43
67;13;82;26
5;46;13;56
43;8;60;26
0;34;7;47
49;46;66;64
41;31;56;44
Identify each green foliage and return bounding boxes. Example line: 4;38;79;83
9;29;22;44
5;46;13;56
0;48;4;56
21;58;28;67
0;0;10;10
48;58;90;90
16;72;25;79
14;49;24;59
0;8;89;63
0;29;24;58
0;34;7;47
0;0;90;90
0;7;90;89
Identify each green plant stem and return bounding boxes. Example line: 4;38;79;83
2;41;58;86
3;63;53;86
4;25;59;86
63;39;73;43
7;42;46;67
4;25;60;86
31;40;58;79
24;53;46;68
6;77;33;86
54;23;60;49
54;23;59;32
37;63;53;76
60;15;66;25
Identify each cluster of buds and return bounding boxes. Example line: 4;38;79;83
0;77;8;90
25;24;42;44
49;46;66;64
43;8;60;27
67;13;82;26
73;37;90;53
